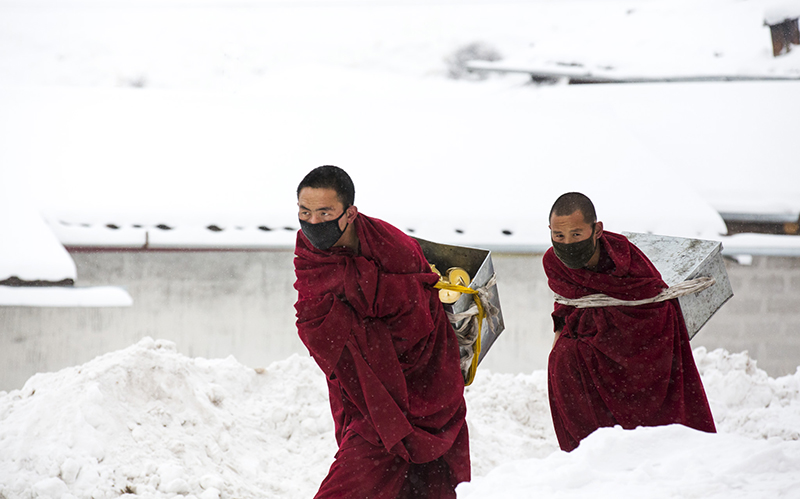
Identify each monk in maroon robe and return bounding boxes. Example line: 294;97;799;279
293;166;470;498
544;192;716;452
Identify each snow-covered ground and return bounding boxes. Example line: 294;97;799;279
2;0;800;496
0;338;798;499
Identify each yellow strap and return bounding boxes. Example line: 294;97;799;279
434;281;484;386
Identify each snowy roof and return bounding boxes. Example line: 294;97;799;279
765;1;800;25
471;0;800;81
2;81;798;256
0;171;76;284
0;161;132;306
1;0;800;275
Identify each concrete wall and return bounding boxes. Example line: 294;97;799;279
692;255;800;377
1;250;798;392
0;250;302;392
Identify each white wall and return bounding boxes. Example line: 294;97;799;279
1;250;798;392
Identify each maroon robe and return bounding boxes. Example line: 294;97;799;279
544;231;716;452
294;213;470;498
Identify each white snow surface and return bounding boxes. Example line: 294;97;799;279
0;285;133;307
477;0;800;80
0;338;798;499
765;0;800;25
2;1;800;492
0;169;76;282
1;0;799;255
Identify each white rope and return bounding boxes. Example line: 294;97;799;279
554;276;716;309
445;273;498;328
446;304;481;329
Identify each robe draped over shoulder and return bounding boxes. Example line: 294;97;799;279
544;231;716;452
294;213;470;490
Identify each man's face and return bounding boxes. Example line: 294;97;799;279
549;210;595;244
298;187;347;228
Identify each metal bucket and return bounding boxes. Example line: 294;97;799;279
623;232;734;339
413;237;505;365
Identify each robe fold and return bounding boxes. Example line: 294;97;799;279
544;231;716;452
294;213;470;498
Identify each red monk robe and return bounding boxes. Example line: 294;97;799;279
544;231;716;452
294;213;470;498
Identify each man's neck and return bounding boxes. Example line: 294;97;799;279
336;220;359;253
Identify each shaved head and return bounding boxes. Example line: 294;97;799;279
549;192;596;224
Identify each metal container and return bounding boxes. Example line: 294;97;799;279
623;232;734;339
413;237;505;364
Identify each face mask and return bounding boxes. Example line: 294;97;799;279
552;224;596;269
299;210;348;250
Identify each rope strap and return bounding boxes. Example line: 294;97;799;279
554;276;716;309
435;273;498;386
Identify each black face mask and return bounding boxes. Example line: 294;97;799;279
299;210;348;250
552;224;597;269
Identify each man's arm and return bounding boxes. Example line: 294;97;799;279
342;255;438;320
296;293;355;378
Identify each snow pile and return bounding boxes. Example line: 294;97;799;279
457;424;800;498
0;338;335;499
1;338;799;499
695;347;800;441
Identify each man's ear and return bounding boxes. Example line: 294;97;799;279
595;221;604;239
346;205;358;223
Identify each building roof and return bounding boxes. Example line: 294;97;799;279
3;78;800;259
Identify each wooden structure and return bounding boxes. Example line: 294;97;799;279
720;212;800;236
768;17;800;57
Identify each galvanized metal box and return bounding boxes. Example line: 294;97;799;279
413;237;505;364
623;232;733;339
